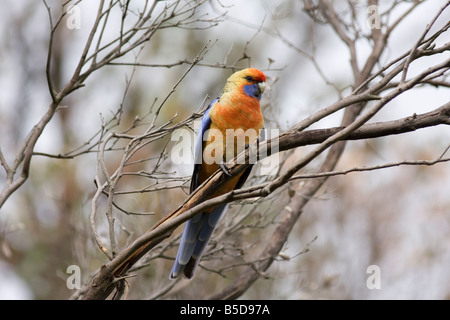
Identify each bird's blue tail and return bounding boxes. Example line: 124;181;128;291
169;204;227;279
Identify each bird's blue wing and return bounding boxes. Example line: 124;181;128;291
190;99;216;193
170;99;221;279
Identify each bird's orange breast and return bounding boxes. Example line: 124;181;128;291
197;95;264;199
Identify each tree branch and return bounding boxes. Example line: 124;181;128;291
75;99;450;299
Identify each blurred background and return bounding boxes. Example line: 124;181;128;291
0;0;449;299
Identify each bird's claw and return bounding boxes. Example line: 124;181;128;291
219;162;232;176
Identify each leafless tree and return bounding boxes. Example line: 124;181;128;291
0;0;449;299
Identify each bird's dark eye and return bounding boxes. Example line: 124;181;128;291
245;75;253;82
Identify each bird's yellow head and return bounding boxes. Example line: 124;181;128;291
222;68;267;100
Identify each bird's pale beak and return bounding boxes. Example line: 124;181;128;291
258;82;266;93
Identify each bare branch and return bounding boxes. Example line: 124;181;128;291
75;95;450;299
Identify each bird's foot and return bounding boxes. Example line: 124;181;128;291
219;162;232;176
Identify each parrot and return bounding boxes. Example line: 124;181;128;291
169;68;267;279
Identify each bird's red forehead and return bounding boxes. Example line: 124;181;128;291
246;68;266;82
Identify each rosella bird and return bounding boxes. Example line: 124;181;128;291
169;68;267;279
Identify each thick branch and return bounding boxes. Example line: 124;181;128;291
281;102;450;150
